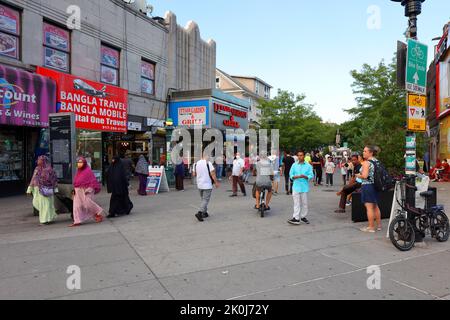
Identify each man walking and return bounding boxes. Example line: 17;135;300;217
311;151;323;186
230;152;246;197
288;151;314;225
282;151;295;195
193;154;220;222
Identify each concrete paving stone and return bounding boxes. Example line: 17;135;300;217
0;259;155;300
318;237;450;269
0;232;125;260
0;221;118;245
159;251;358;300
55;280;173;300
234;270;435;300
0;242;139;280
141;237;311;278
380;251;450;298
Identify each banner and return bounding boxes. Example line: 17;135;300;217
36;67;128;132
146;166;170;195
0;64;56;127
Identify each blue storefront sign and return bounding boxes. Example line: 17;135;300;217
169;100;210;128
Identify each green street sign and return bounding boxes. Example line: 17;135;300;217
406;39;428;95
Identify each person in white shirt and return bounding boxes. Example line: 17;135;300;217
193;154;219;222
230;152;247;197
325;157;336;187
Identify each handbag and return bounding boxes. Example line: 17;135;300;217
40;186;54;197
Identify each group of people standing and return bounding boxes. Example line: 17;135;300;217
28;155;136;227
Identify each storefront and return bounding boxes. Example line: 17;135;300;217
0;64;56;197
436;23;450;161
169;89;250;164
36;66;128;183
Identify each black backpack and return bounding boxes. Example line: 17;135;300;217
370;160;394;192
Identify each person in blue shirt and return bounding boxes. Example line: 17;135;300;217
288;150;315;225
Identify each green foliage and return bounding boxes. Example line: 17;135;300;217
340;58;425;172
259;90;338;152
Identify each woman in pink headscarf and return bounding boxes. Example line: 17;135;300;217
71;157;104;227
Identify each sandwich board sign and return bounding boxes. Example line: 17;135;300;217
146;166;170;195
406;39;428;95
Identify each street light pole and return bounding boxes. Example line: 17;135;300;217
392;0;426;243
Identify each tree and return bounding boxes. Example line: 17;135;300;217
259;90;338;152
340;58;425;172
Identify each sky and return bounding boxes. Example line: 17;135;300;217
148;0;450;124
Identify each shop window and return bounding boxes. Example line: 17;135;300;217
76;130;102;182
101;44;120;86
0;4;21;60
141;59;155;95
0;128;23;182
43;22;71;72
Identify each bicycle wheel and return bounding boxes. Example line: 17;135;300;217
260;205;265;218
433;212;450;243
389;216;416;252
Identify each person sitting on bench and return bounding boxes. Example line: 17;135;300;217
335;154;362;213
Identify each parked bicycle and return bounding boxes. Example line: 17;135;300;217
389;177;449;252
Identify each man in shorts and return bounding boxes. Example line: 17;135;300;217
254;152;274;211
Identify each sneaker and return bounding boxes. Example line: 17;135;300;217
301;218;310;225
288;218;301;225
346;201;352;206
195;212;204;222
202;212;209;218
230;194;238;198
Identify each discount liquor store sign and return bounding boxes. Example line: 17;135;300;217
37;67;128;132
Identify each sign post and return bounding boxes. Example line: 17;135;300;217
406;39;428;95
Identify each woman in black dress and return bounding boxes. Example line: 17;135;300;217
106;156;133;218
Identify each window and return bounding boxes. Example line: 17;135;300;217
264;86;270;99
0;4;21;60
255;81;259;95
43;22;70;72
101;44;120;86
141;60;155;95
216;77;220;89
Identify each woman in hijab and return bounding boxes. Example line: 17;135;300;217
27;156;58;226
135;155;149;196
71;157;104;227
107;156;133;218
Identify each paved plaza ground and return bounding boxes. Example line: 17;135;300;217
0;176;449;300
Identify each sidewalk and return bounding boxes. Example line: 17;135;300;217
0;177;449;300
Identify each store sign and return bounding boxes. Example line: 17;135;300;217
128;121;142;132
36;67;128;132
407;94;426;132
178;106;207;126
223;115;241;128
214;102;247;119
0;64;56;127
435;24;449;63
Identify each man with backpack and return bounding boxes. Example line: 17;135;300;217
193;153;220;222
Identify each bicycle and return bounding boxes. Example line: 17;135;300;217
389;177;450;252
255;186;270;218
